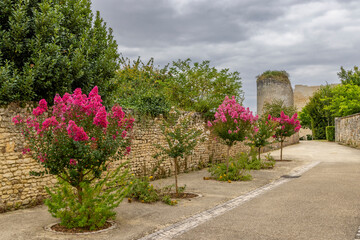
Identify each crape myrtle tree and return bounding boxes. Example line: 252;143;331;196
270;112;301;161
208;96;257;175
0;0;119;106
13;86;134;229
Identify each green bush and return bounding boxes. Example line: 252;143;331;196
127;176;159;203
326;126;335;141
0;0;119;106
114;57;171;117
45;165;129;230
209;152;252;181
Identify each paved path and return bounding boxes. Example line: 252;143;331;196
1;141;360;240
172;141;360;240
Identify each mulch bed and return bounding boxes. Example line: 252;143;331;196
169;192;199;199
51;221;112;234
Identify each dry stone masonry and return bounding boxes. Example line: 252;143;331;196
335;113;360;148
0;104;298;211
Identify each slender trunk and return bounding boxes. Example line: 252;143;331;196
76;185;83;204
76;171;84;204
226;145;231;175
174;157;179;196
258;147;261;161
280;140;283;161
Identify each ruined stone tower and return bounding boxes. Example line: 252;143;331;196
257;70;294;115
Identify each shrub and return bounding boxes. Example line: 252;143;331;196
209;153;252;181
326;126;335;141
13;86;134;229
127;176;159;203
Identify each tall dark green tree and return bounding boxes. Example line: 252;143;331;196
0;0;119;105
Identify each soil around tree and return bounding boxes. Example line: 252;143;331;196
48;221;115;234
169;192;199;199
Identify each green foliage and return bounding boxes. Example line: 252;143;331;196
262;99;297;118
338;66;360;86
256;70;290;84
248;118;276;159
209;154;252;182
127;176;159;203
114;57;171;117
127;177;181;205
299;85;334;139
323;84;360;117
45;164;129;230
209;151;274;182
326;126;335;142
154;111;205;159
154;110;205;194
301;83;360;140
164;59;243;118
0;0;119;106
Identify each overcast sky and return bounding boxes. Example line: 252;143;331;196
91;0;360;113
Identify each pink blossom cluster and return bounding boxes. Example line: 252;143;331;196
208;96;258;135
69;159;77;166
67;120;89;141
32;99;48;116
12;86;135;165
270;111;301;138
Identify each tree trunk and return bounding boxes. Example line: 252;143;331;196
76;171;84;204
76;185;83;204
258;147;261;161
226;145;231;175
280;140;283;161
174;157;179;196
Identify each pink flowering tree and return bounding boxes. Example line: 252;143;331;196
208;96;258;174
13;86;134;229
271;111;301;161
248;117;277;160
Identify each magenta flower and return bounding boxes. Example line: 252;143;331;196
67;120;89;141
69;159;77;166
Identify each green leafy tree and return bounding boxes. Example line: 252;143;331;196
114;57;171;117
338;66;360;86
164;59;243;118
299;85;334;139
323;84;360;117
0;0;119;106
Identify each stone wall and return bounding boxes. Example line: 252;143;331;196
0;104;298;211
335;113;360;148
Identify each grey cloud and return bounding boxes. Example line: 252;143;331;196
92;0;360;112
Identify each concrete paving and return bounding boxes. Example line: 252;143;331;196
0;141;359;240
